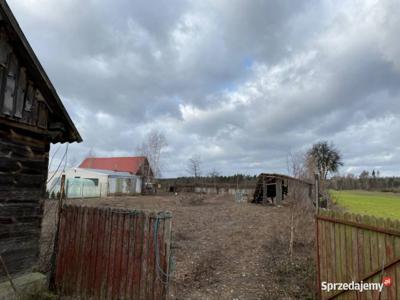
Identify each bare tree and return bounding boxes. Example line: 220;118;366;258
208;169;220;189
136;129;167;178
187;155;202;177
286;152;315;262
287;151;307;179
208;169;220;178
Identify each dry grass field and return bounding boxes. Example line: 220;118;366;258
40;194;315;300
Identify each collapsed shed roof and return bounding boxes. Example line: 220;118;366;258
258;173;314;186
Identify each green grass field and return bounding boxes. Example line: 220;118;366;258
330;190;400;220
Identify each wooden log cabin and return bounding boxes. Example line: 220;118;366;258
0;0;81;284
252;173;313;205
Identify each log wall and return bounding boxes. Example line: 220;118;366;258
0;124;49;282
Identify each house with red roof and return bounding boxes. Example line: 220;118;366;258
46;157;154;198
79;156;154;178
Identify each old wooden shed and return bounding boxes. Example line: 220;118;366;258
0;0;81;284
252;173;313;205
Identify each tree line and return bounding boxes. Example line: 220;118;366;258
328;172;400;192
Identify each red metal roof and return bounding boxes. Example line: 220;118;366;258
79;156;147;175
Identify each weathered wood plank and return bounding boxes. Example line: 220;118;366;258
332;211;341;298
81;207;93;297
385;219;396;300
0;158;47;174
0;173;46;188
140;213;149;300
367;217;380;300
147;216;156;300
362;216;372;288
86;208;101;295
106;210;118;299
0;223;40;240
100;208;112;299
119;212;130;298
111;210;124;299
14;66;27;119
376;218;387;300
92;208;105;299
318;216;326;296
339;218;346;284
0;124;48;149
0;137;47;158
76;206;88;296
133;212;144;299
394;220;400;299
37;101;48;129
0;188;42;201
2;52;18;116
21;83;35;125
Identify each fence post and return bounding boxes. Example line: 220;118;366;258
315;173;320;214
49;174;65;289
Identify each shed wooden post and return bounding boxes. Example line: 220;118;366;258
315;173;320;214
262;177;267;205
276;180;282;205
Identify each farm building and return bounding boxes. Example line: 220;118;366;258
252;173;313;205
47;168;142;198
79;156;153;188
0;0;81;291
158;179;255;202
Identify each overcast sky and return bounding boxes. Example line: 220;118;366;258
8;0;400;177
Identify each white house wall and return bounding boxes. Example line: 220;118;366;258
108;176;142;195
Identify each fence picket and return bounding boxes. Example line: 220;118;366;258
343;213;352;300
394;220;400;299
362;215;372;300
369;216;379;300
385;218;396;300
329;211;337;299
319;211;327;293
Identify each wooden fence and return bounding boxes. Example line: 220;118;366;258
53;205;172;300
316;210;400;299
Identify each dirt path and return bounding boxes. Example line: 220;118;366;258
42;194;314;299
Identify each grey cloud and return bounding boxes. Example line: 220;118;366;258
7;0;400;176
